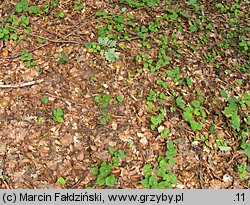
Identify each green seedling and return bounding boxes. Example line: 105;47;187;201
141;141;177;189
37;37;46;43
37;117;43;123
94;94;113;123
160;128;170;138
156;79;168;89
98;37;119;62
29;6;41;14
177;97;206;132
91;160;116;187
74;2;84;11
100;111;111;124
150;109;166;130
57;177;66;185
223;96;240;132
54;52;69;64
166;67;181;83
238;162;247;180
53;108;64;123
41;96;49;104
116;95;124;102
15;0;29;13
90;76;98;82
20;49;36;67
50;0;60;7
185;78;192;87
94;94;113;109
108;147;126;166
0;174;8;180
55;11;65;19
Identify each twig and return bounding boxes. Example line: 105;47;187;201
0;79;44;88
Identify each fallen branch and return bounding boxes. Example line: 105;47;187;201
0;79;44;88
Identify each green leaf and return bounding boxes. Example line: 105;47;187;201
11;33;18;40
41;96;49;104
157;168;166;178
241;143;250;158
105;175;116;187
159;159;168;170
143;164;152;173
220;89;228;98
117;95;124;102
218;146;231;151
53;116;64;123
176;97;185;109
57;177;66;185
231;112;240;131
186;78;192;87
117;149;126;158
37;37;46;43
210;124;215;134
29;6;41;14
161;128;170;138
100;115;111;124
168;157;176;165
108;146;116;155
54;108;64;116
112;156;120;166
104;48;119;62
90;76;98;82
168;172;177;184
141;179;149;188
91;167;99;175
37;117;43;123
96;175;105;186
191;100;201;108
190;121;202;131
148;175;158;186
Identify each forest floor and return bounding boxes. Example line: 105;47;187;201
0;0;249;189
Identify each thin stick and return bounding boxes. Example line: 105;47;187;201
0;79;44;88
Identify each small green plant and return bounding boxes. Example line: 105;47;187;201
108;147;126;166
223;96;240;132
29;6;42;14
15;0;29;13
57;177;66;185
185;0;200;13
91;160;116;187
41;96;49;104
166;67;181;83
98;37;119;62
141;141;177;188
54;52;69;64
177;96;206;132
53;108;64;123
37;117;43;123
55;11;65;19
116;95;124;102
0;174;9;180
50;0;60;7
94;94;113;124
150;109;166;130
94;94;113;109
160;128;170;138
238;162;247;180
120;0;161;7
86;37;119;62
37;37;46;43
204;50;217;63
19;49;36;67
74;2;84;11
156;79;168;89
